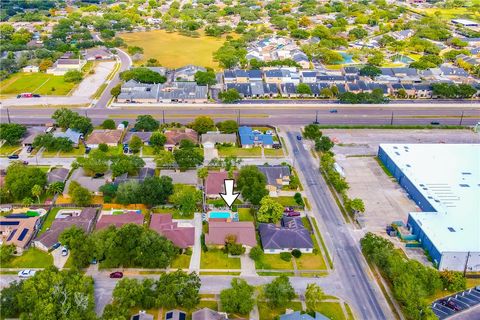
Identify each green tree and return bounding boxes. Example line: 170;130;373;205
194;70;217;86
140;176;174;206
219;88;241;103
170;184;201;216
0;280;22;319
197;167;209;181
68;181;92;206
314;136;334;152
116;181;142;205
440;270;466;292
173;148;204;170
134;115;159;131
59;226;93;268
149;132;167;148
305;283;325;312
120;67;166;84
0;123;26;145
111;278;145;308
237;165;268;205
101;119;116;130
249;246;264;261
189;116;215;135
129;135;143;153
64;70;83;83
0;244;15;264
257;196;284;223
31;184;43;203
78;149;109;175
345;198;365;213
264;275;295;307
216;120;238;133
296;83;312;96
220;278;255;314
110;155;145;177
303;124;322;140
155;150;176;167
359;65;382;78
110;83;122;98
5;162;47;201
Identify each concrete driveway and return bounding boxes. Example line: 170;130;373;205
52;247;69;269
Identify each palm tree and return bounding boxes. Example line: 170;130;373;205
31;185;43;204
47;182;65;195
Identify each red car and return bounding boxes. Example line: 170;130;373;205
109;272;123;279
285;211;301;217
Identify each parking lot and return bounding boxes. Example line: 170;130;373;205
431;287;480;319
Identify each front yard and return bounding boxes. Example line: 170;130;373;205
170;254;191;269
1;248;53;268
0;144;21;157
264;148;284;157
217;146;262;157
255;253;294;270
258;301;303;320
200;248;241;270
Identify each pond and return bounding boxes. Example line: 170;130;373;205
335;51;354;64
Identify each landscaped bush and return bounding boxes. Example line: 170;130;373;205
291;249;302;258
249;246;264;261
226;242;245;256
200;233;208;252
280;252;292;262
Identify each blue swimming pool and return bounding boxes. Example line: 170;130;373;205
393;55;414;63
335;51;354;64
209;211;231;219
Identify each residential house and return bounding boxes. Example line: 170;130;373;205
257;165;291;194
53;128;83;147
301;71;317;83
205;221;257;247
22;65;39;73
113;167;155;186
205;171;231;198
147;67;168;76
86;130;123;148
0;215;41;252
201;132;237;148
226;83;252;98
34;208;98;251
47;167;70;184
238;126;274;148
46;57;87;75
123;131;153;146
96;212;144;230
117;80;160;103
280;310;330;320
192;308;228;320
413;84;433;99
281;83;298;98
150;214;195;248
161;170;198;185
174;65;206;81
164;310;187;320
164;129;198;151
21;127;45;147
65;168;111;196
131;311;154;320
157;82;208;103
83;47;113;60
264;69;299;84
258;217;314;253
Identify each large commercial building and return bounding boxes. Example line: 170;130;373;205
378;144;480;271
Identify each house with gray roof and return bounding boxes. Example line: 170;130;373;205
113;167;155;186
47;167;69;184
192;308;228;320
53;128;83;146
174;65;206;81
117;80;160;103
123;131;153;145
257;165;291;194
157;82;208;103
259;217;314;253
280;311;330;320
201;132;236;147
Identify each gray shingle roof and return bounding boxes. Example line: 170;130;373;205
259;217;313;250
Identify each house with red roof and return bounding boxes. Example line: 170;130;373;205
204;171;237;198
205;221;256;247
95;211;144;230
164;128;198;151
149;214;195;248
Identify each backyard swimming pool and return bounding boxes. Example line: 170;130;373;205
393;55;414;63
335;51;354;64
209;211;231;219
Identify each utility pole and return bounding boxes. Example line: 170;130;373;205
237;109;241;125
162;110;165;124
6;108;11;124
390;112;394;125
85;110;88;118
314;110;319;124
459;110;464;126
463;251;471;276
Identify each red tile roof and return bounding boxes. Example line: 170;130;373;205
205;221;256;247
150;214;194;248
95;212;144;230
164;129;198;145
205;171;228;196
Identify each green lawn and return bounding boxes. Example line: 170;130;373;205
151;208;192;219
237;208;254;221
275;196;301;207
170;254;191;269
314;302;347;320
43;145;86;158
0;144;21;156
255;253;294;270
264;148;284;157
217;146;262;157
0;72;76;97
142;146;158;156
200;248;241;269
120;30;227;69
1;248;53;268
258;301;303;320
38;207;80;236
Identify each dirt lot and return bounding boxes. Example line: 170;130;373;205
327;129;480;232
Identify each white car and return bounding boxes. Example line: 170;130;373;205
18;269;36;278
61;247;68;256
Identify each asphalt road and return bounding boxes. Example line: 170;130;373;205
287;132;390;319
1;106;479;126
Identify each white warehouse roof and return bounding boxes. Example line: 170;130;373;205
380;144;480;253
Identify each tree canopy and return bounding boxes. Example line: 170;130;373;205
264;275;296;307
216;120;239;133
0;123;26;145
219;88;241;103
189;116;215;135
220;278;256;314
236;165;268;205
5;162;47;201
52;108;92;134
120;67;167;84
257;196;284;223
194;70;217;86
134;115;160;131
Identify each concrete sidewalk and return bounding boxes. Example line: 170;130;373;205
189;212;202;272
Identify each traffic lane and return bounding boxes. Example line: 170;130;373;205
448;304;480;320
287;132;388;319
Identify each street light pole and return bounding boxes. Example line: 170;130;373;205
162;109;165;124
459;110;464;126
390;112;394;125
6;108;11;124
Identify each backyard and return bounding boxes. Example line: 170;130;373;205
120;30;226;69
0;72;76;97
1;248;53;268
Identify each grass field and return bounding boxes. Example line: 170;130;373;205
217;146;262;157
1;248;53;268
200;248;241;269
414;7;480;20
0;73;75;97
120;30;226;69
314;302;347;320
170;254;191;269
237;208;254;221
258;301;303;320
255;253;294;270
0;144;22;156
264;148;284;157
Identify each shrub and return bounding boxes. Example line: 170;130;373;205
249;246;264;261
280;252;292;261
200;233;208;252
98;143;109;152
226;243;245;256
291;249;302;258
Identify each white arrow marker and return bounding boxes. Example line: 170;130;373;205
220;179;239;208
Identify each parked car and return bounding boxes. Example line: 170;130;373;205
285;211;301;217
32;94;41;98
26;146;33;153
296;135;302;141
85;147;91;154
475;285;480;292
109;272;123;279
93;173;104;179
329;109;338;113
52;242;61;250
22;161;29;165
8;154;19;159
284;207;295;212
61;247;68;256
18;269;36;278
430;121;440;125
439;299;461;311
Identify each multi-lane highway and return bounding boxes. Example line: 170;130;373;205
1;105;479;127
287;132;390;319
